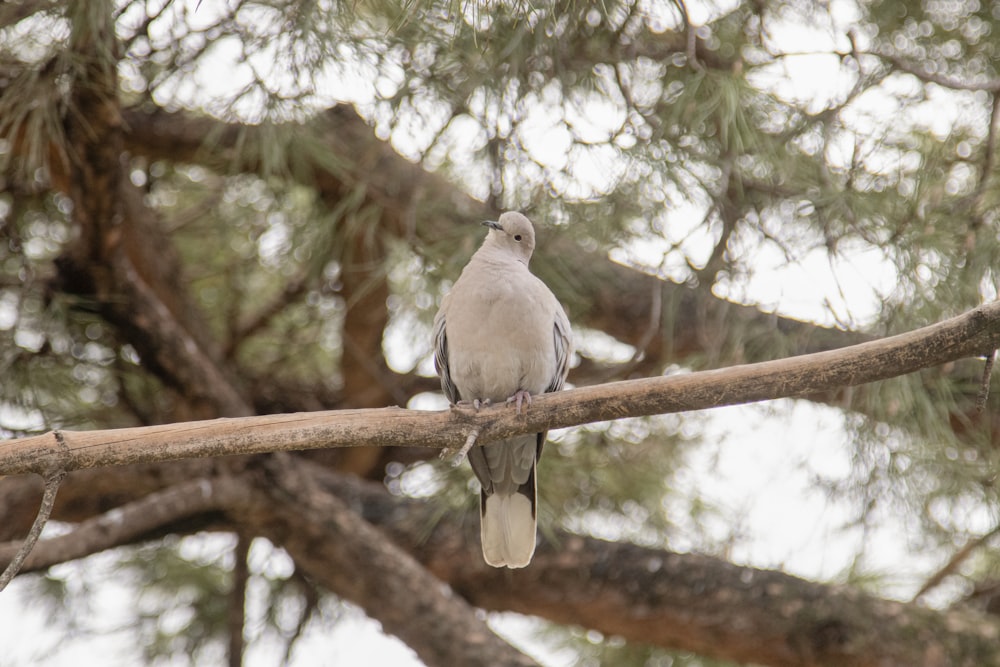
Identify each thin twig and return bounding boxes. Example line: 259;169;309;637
871;50;1000;92
975;95;1000;206
341;331;411;407
676;0;703;71
0;469;65;591
223;269;311;359
596;282;663;383
281;571;321;666
977;350;996;413
912;523;1000;601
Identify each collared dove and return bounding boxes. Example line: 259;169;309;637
433;211;573;568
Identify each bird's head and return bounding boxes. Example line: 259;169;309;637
482;212;536;264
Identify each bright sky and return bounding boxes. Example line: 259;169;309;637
0;0;987;665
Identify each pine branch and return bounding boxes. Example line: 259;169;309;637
0;475;249;572
52;0;255;422
117;104;875;391
5;455;1000;666
3;301;1000;476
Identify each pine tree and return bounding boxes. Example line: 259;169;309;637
2;1;1000;665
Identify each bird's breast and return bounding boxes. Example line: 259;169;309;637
445;276;557;402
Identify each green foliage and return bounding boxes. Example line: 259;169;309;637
543;417;691;544
119;540;234;664
102;536;326;666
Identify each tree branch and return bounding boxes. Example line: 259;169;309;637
228;532;250;667
0;458;542;665
3;301;999;477
243;454;539;667
5;454;1000;666
295;464;1000;667
912;522;1000;602
0;470;64;590
0;475;249;573
0;0;56;29
53;2;253;422
871;50;1000;92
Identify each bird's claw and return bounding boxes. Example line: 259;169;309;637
505;390;532;415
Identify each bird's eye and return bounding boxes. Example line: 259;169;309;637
514;234;522;241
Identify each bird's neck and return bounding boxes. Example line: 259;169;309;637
473;246;530;268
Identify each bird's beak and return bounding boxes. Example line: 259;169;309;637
482;220;501;230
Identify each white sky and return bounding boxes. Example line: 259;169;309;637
0;0;990;665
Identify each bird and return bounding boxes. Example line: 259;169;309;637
433;211;573;568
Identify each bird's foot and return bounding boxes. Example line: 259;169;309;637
440;427;480;465
505;390;532;415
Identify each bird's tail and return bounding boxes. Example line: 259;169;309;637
467;435;540;568
480;459;536;568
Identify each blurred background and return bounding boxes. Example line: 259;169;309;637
2;0;1000;665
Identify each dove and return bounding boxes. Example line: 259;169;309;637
433;211;572;568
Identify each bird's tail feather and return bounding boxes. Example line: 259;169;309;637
470;435;539;568
480;468;536;568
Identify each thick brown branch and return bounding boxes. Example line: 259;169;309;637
114;254;254;417
53;3;252;421
3;301;1000;476
54;170;254;419
5;458;1000;667
467;538;1000;667
302;465;1000;667
0;456;233;541
0;461;540;665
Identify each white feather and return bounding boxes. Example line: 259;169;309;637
481;492;536;569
